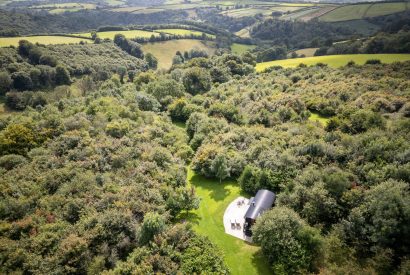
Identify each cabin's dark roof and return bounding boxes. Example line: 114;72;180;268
245;189;275;220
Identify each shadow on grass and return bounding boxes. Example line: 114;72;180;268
177;211;200;225
251;249;272;275
190;173;234;202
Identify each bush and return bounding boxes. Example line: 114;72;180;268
253;207;323;274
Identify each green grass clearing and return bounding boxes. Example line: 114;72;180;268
231;43;256;54
141;39;216;70
0;36;91;47
256;54;410;71
309;112;331;126
184;168;271;275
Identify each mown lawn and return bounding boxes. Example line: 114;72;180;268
183;168;271;275
0;36;92;47
255;54;410;71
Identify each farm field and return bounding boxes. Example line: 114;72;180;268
0;36;91;47
280;7;318;20
235;28;251;38
220;7;271;18
141;39;216;69
154;28;215;38
79;30;160;40
231;43;256;54
184;168;271;275
289;47;318;58
110;6;146;12
30;2;96;13
319;2;408;22
255;54;410;71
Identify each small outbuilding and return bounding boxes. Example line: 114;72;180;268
243;189;276;236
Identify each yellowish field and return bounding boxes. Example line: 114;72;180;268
288;48;318;58
75;30;160;40
141;39;216;70
235;28;251;38
255;54;410;71
155;28;215;38
0;36;91;47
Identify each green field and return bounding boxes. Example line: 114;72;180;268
319;2;408;22
0;36;91;47
155;28;215;38
72;30;160;40
256;54;410;71
185;168;271;275
141;39;216;69
231;43;256;54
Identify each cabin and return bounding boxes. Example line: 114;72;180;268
243;189;275;236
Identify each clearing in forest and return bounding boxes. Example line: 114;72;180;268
185;168;271;275
256;54;410;71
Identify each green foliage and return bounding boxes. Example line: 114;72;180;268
144;53;158;70
253;207;323;274
55;65;71;85
138;212;166;245
340;180;410;259
182;67;212;95
211;155;230;183
0;124;37;156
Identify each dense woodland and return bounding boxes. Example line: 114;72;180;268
1;42;410;272
1;1;410;274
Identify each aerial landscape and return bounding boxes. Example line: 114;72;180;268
0;0;409;274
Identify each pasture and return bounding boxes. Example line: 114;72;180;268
30;2;96;13
141;39;216;69
255;54;410;71
184;168;271;275
0;36;91;47
155;28;215;38
231;43;256;54
74;30;160;40
319;2;408;22
288;48;318;58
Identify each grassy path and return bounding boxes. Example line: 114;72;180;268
184;168;271;275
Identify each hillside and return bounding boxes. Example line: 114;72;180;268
0;1;410;274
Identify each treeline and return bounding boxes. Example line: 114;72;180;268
315;30;410;56
251;18;357;49
0;9;189;36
